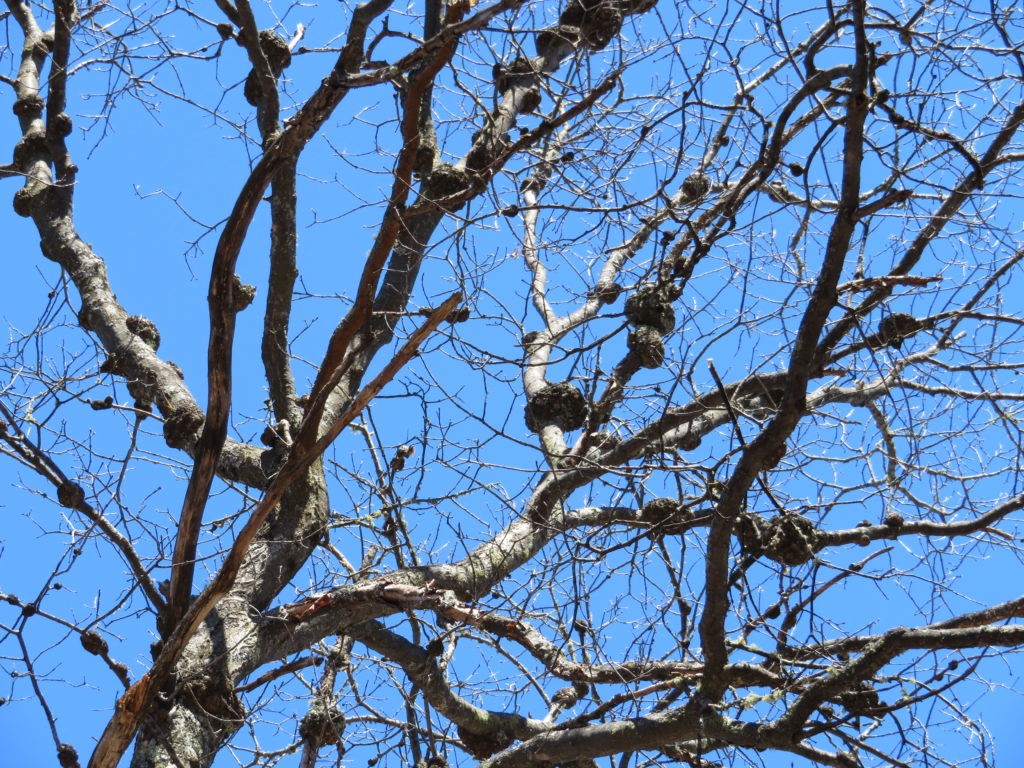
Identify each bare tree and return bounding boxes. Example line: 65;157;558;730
3;0;1024;766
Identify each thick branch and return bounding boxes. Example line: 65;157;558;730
88;297;460;768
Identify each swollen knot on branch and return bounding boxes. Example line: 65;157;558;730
162;405;205;450
230;274;258;312
299;699;346;747
243;30;293;106
80;631;109;656
57;743;80;768
126;315;161;351
456;722;515;759
624;284;677;334
832;682;884;717
560;0;623;50
639;497;694;531
536;0;658;60
12;93;44;118
57;480;85;509
681;171;711;203
423;164;473;211
11;123;50;215
875;312;924;350
588;281;623;305
525;381;588;433
738;512;821;566
627;325;665;368
623;283;677;369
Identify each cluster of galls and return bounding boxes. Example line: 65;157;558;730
550;681;591;707
422;163;473;212
536;0;656;57
639;497;694;532
298;700;346;747
126;314;161;351
10;94;60;217
876;312;923;350
625;284;678;369
162;404;205;450
242;30;293;106
457;723;515;759
525;381;588;434
738;512;821;566
831;682;884;717
680;171;711;204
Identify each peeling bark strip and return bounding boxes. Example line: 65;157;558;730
6;1;1024;767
